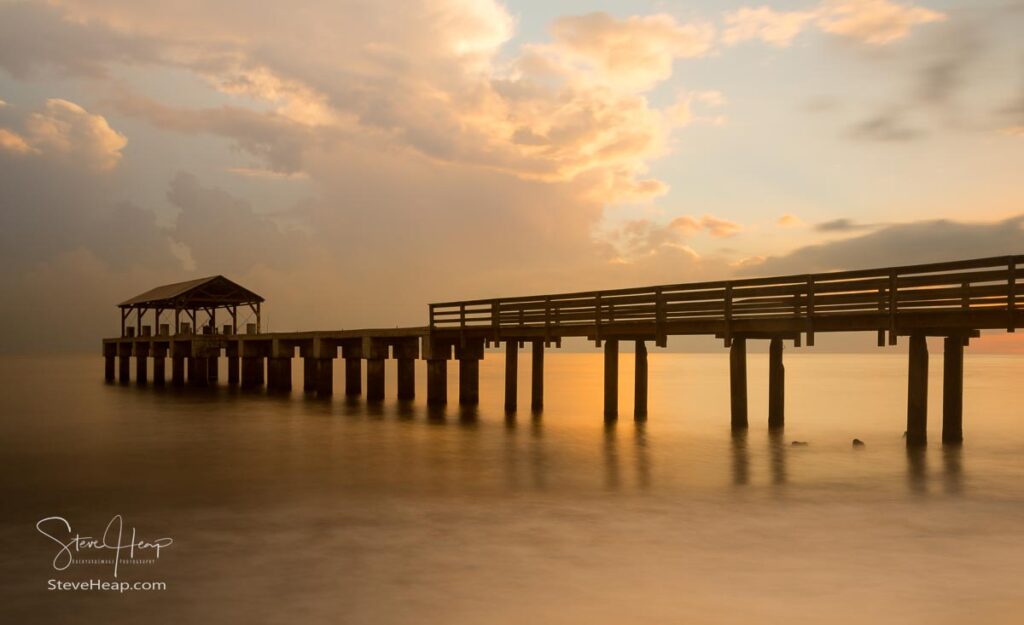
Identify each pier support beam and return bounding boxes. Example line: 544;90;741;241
241;357;260;389
366;359;385;401
171;345;185;387
394;340;419;401
906;334;929;447
459;359;479;405
397;358;415;400
303;358;317;392
345;358;361;396
942;336;964;445
456;339;483;406
504;340;518;410
104;344;116;382
152;346;166;386
768;337;785;430
634;340;648;421
427;360;447;405
118;344;131;384
312;358;333;398
226;344;239;386
188;356;209;387
268;357;292;392
531;340;544;411
603;339;619;418
135;344;149;385
730;337;748;430
207;355;219;383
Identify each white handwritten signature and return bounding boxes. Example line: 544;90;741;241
36;515;173;578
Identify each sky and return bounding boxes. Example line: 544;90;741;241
0;0;1022;352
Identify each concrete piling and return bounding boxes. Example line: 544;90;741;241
604;339;619;419
634;340;648;421
152;346;166;386
906;334;929;447
942;336;964;445
730;337;748;430
345;358;361;396
397;358;415;400
768;337;784;430
427;360;447;405
531;340;544;411
504;340;518;410
366;359;385;401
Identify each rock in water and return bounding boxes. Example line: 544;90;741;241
791;441;809;446
852;438;865;447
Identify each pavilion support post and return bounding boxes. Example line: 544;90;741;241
345;358;362;396
531;340;544;411
366;359;385;401
152;346;166;387
942;336;964;445
730;337;748;430
118;344;131;384
768;337;785;430
134;343;149;385
604;339;619;419
634;340;648;421
504;340;518;410
906;334;929;447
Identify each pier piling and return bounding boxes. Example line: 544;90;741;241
345;358;362;396
504;340;518;411
152;346;166;386
768;337;785;430
366;359;385;401
634;340;648;421
531;340;544;411
118;344;131;384
942;336;964;445
604;339;618;419
730;337;748;430
906;334;929;447
135;343;149;385
427;360;447;405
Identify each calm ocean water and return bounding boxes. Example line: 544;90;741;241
2;351;1023;624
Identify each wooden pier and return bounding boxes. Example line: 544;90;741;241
104;256;1024;446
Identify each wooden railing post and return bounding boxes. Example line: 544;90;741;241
429;304;436;330
655;287;666;348
877;286;886;347
806;276;815;347
491;300;500;338
1009;257;1017;333
595;293;603;347
544;296;551;344
888;271;898;345
724;284;733;347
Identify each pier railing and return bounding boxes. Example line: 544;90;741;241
429;255;1023;336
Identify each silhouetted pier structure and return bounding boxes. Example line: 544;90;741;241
104;256;1024;446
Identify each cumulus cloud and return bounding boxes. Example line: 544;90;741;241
544;12;715;91
724;0;945;47
777;214;803;227
0;98;127;170
607;214;742;261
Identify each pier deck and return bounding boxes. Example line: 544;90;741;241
104;255;1024;446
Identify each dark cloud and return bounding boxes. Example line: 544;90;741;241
0;2;160;79
848;112;925;141
745;215;1024;275
815;218;884;233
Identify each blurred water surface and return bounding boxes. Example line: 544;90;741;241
2;351;1023;624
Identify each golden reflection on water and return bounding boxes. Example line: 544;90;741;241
1;352;1023;624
